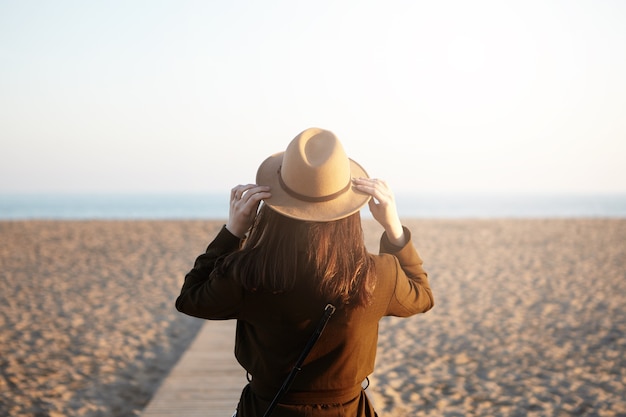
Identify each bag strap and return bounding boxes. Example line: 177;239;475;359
262;303;336;417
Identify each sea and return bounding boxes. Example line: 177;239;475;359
1;193;625;220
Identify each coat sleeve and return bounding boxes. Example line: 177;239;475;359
379;226;434;317
175;225;244;320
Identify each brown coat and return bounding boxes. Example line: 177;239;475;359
176;225;434;416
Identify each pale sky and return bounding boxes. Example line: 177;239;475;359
1;0;625;195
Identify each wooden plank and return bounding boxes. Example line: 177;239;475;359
141;320;245;417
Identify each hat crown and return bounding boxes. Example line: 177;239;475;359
281;128;351;199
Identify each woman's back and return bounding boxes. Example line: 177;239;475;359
176;128;434;416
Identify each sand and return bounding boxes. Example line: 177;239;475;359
369;219;626;417
0;220;221;417
1;219;625;416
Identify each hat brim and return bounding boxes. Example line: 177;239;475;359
256;152;371;222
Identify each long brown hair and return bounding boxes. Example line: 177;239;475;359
222;203;375;307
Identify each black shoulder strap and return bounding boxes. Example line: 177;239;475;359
263;303;336;417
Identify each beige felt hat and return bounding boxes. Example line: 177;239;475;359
256;127;370;221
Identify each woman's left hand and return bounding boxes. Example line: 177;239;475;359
225;184;271;238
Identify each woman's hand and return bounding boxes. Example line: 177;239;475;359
352;177;406;247
225;184;271;238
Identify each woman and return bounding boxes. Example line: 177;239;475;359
176;128;434;416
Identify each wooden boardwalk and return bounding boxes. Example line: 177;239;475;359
141;320;246;417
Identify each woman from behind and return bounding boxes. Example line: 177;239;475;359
176;127;434;416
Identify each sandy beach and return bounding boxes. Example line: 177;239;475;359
1;219;625;416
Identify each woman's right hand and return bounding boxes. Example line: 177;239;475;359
352;178;406;247
225;184;271;238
